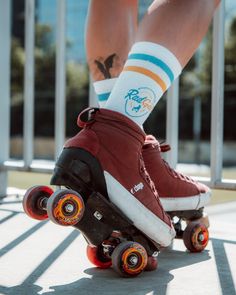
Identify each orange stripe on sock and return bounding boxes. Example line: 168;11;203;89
123;66;167;92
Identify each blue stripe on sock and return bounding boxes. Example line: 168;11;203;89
97;92;110;102
128;53;174;82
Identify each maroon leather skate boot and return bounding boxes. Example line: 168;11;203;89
142;135;211;220
58;108;175;247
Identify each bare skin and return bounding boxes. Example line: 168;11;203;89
137;0;221;67
86;0;138;81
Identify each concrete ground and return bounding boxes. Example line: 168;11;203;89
0;190;235;295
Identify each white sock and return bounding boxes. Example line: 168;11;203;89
93;78;118;107
105;42;182;126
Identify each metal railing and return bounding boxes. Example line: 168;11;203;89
0;0;11;197
0;0;235;197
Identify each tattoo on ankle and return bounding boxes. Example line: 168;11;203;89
94;53;117;79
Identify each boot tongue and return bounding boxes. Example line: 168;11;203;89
79;108;146;145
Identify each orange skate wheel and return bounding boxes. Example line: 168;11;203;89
145;255;158;271
87;244;112;269
183;221;209;252
23;185;54;220
47;189;85;226
112;241;148;277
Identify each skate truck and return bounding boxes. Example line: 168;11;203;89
23;108;209;278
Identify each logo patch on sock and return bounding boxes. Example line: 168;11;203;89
124;87;156;117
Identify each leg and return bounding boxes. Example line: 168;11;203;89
105;0;219;209
137;0;220;67
86;0;138;82
134;0;220;221
86;0;138;106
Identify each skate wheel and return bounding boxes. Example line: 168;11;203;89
145;255;158;271
112;241;148;277
183;221;209;252
47;189;85;226
87;244;112;269
23;185;54;220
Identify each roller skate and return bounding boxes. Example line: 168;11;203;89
23;108;175;277
142;135;210;252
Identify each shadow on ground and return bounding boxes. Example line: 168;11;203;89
0;203;235;295
0;245;211;295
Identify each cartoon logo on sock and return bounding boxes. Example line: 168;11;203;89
124;87;156;117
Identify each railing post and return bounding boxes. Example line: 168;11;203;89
193;96;201;164
55;0;66;159
0;0;11;197
166;78;180;168
23;0;35;167
210;0;225;186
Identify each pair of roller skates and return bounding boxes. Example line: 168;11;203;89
23;108;210;278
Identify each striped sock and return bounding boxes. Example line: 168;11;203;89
105;42;182;126
93;78;118;107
